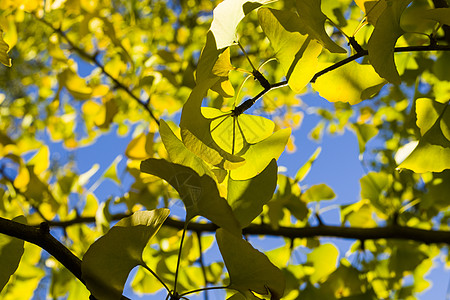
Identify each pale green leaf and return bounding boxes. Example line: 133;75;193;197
307;243;339;284
398;140;450;173
230;127;291;180
415;98;448;137
301;183;335;202
228;159;277;228
295;147;321;182
351;123;379;154
360;172;391;203
103;155;123;185
258;8;322;92
312;61;386;104
355;0;388;25
0;29;11;67
140;159;241;235
295;0;346;53
367;0;412;84
81;209;170;300
422;8;450;26
210;0;271;49
0;216;25;292
216;228;285;299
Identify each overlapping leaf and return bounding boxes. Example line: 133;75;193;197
81;209;170;300
0;29;11;67
227;159;277;228
367;0;412;84
210;0;273;49
216;228;285;299
421;8;450;26
355;0;388;25
312;61;386;105
140;158;241;235
294;0;346;53
258;8;323;92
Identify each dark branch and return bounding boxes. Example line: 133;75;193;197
35;16;160;125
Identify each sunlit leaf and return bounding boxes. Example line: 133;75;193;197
228;159;277;228
216;228;285;299
258;8;323;92
355;0;388;25
125;132;154;160
307;243;339;284
312;61;386;104
81;209;170;300
367;0;412;84
295;147;321;182
0;216;25;292
0;29;11;67
103;155;122;185
351;123;379;154
295;0;346;53
140;159;241;235
28;146;50;174
210;0;271;49
58;68;93;100
301;183;335;202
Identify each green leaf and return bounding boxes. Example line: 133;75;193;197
295;0;346;53
0;216;25;292
140;158;241;235
351;123;379;154
210;0;269;49
258;8;323;92
306;243;339;284
397;140;450;173
103;155;123;185
415;98;449;137
312;61;386;105
81;209;170;300
230;127;291;180
0;29;11;67
422;8;450;26
367;0;412;84
360;172;391;203
355;0;388;25
159;119;215;179
216;228;285;299
301;183;335;202
180;78;245;170
228;159;277;228
295;147;321;182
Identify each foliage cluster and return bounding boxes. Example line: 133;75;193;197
0;0;449;299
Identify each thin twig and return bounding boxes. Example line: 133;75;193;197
196;231;209;300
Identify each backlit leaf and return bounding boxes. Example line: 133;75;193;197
422;8;450;26
28;146;50;174
125;132;154;160
216;228;285;299
0;29;11;67
351;123;379;154
302;183;335;202
312;61;386;104
307;243;339;284
0;216;25;292
295;147;321;182
58;68;93;100
355;0;388;25
81;209;170;300
258;8;323;92
140;158;241;235
228;159;277;228
295;0;346;53
367;0;412;84
210;0;271;49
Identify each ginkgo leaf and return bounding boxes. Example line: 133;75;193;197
307;243;339;284
0;29;11;67
258;8;323;92
103;155;122;185
227;159;277;228
81;209;169;300
301;183;335;202
351;123;379;154
58;68;93;100
312;61;387;104
125;132;154;160
295;0;346;53
210;0;271;49
0;216;25;292
295;147;321;182
355;0;388;25
367;0;412;84
140;158;241;235
216;228;285;299
415;98;448;136
28;146;50;174
421;8;450;26
230;127;291;180
180;78;245;169
160;119;215;179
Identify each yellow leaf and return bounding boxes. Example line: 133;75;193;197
125;132;154;160
0;29;11;67
14;165;30;189
28;146;50;174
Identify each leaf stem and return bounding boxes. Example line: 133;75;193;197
195;232;209;300
142;264;172;294
173;223;188;295
237;41;257;71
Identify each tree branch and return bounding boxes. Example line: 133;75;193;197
34;16;160;125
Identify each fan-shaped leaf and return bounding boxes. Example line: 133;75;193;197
301;183;335;202
307;243;339;284
81;209;170;300
367;0;412;84
216;228;285;299
0;29;11;67
422;8;450;26
140;159;241;235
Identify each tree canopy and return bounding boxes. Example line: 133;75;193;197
0;0;450;299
